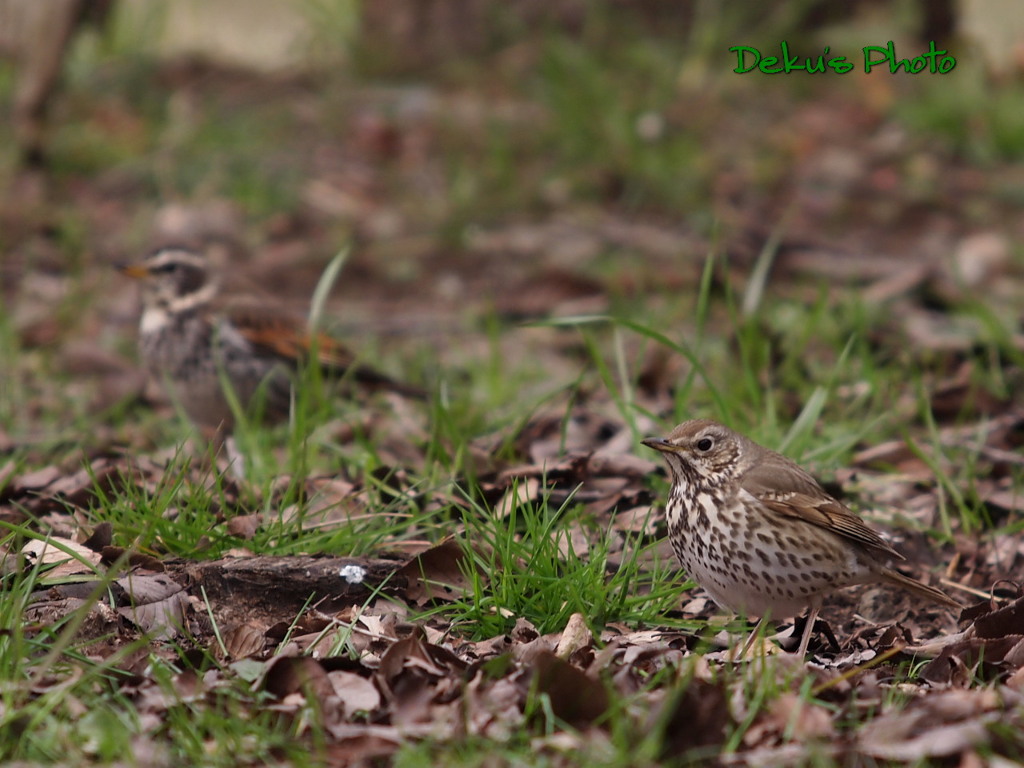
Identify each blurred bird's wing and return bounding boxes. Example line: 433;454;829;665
220;296;425;398
222;297;359;369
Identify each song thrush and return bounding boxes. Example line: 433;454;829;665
118;245;424;440
642;419;959;656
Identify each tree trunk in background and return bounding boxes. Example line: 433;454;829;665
0;0;112;167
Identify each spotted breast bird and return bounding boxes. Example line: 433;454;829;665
643;419;959;657
118;245;425;443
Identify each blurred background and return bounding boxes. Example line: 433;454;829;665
1;0;1023;454
4;7;1024;762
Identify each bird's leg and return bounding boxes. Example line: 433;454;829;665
796;605;821;658
741;616;768;658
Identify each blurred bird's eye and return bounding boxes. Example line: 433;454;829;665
696;438;713;451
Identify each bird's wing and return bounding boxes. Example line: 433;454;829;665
741;461;903;560
221;298;359;370
220;297;425;397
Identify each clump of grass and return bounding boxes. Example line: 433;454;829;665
414;478;692;641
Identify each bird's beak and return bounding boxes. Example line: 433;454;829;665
116;262;149;279
641;437;677;452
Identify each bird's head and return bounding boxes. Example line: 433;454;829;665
118;246;217;312
641;419;747;484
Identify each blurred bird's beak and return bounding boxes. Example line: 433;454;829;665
641;437;677;452
116;263;149;279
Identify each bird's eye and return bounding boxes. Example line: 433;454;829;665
696;437;713;451
152;263;178;274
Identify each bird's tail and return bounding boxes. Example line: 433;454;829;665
351;365;428;400
879;567;961;610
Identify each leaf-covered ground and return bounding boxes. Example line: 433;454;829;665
2;6;1024;766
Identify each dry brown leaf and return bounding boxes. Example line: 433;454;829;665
742;692;835;748
396;536;478;605
319;723;408;761
982;484;1024;516
226;513;263;539
587;452;658;478
261;655;333;700
555;612;593;660
647;678;731;759
80;522;114;552
375;629;467;729
610;505;660;535
463;667;527;739
12;466;62;491
116;573;183;605
117;591;191;640
100;547;165;571
112;572;192;639
22;537;102;578
974;594;1024;639
1007;665;1024;692
495;477;541;519
858;689;1015;760
377;630;467;691
529;651;608;728
222;622;268;659
327;670;382;715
